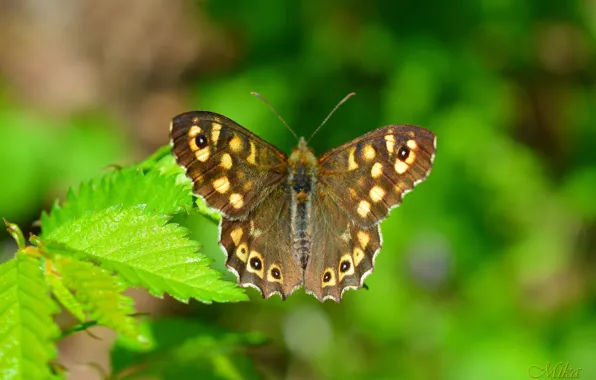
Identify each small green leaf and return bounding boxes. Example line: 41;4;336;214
54;256;148;344
135;145;182;176
3;219;26;250
0;254;60;380
45;269;86;322
43;206;246;304
194;198;222;225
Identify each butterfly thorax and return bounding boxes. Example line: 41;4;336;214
287;137;317;269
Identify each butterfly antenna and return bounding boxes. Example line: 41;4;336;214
251;92;299;141
307;92;356;143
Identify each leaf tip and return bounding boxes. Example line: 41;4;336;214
4;219;26;250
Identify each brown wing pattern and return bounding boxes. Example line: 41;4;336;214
304;189;381;302
219;186;303;299
306;124;436;301
170;111;288;219
318;125;436;228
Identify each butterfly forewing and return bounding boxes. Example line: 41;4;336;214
317;125;436;228
170;111;288;218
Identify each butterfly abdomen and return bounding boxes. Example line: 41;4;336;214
288;156;316;270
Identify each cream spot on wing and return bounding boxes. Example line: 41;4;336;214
220;153;233;169
395;159;409;174
230;227;243;246
357;231;370;249
369;186;385;203
189;138;198;152
385;134;395;153
371;162;383;178
348;188;358;199
348;148;358;170
353;247;365;266
340;228;350;242
406;139;418;150
243;181;255;191
247;141;257;164
236;242;248;262
321;268;337;287
195;147;210;162
188;128;202;151
188;125;202;138
362;145;376;161
405;149;417;165
229;193;244;209
230;135;243;152
357;200;371;218
211;122;222;144
212;176;230;194
249;220;263;240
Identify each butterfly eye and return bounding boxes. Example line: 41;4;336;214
250;256;262;270
340;260;351;273
397;145;410;161
195;134;208;149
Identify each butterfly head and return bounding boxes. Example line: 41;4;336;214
289;137;317;168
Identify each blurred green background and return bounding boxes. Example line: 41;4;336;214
1;0;595;379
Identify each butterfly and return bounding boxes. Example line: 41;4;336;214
170;99;436;302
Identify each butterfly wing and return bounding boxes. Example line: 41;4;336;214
170;111;303;298
303;191;382;302
317;125;436;227
304;125;436;301
220;186;303;299
170;111;288;218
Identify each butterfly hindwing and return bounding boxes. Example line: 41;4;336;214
303;190;382;301
219;186;303;299
317;125;436;227
170;111;288;218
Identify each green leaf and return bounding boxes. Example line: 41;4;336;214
111;319;265;380
40;168;193;236
135;145;183;177
43;205;246;304
45;269;86;322
194;197;222;225
54;256;147;343
0;254;60;380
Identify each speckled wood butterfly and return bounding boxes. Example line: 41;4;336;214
170;97;436;302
